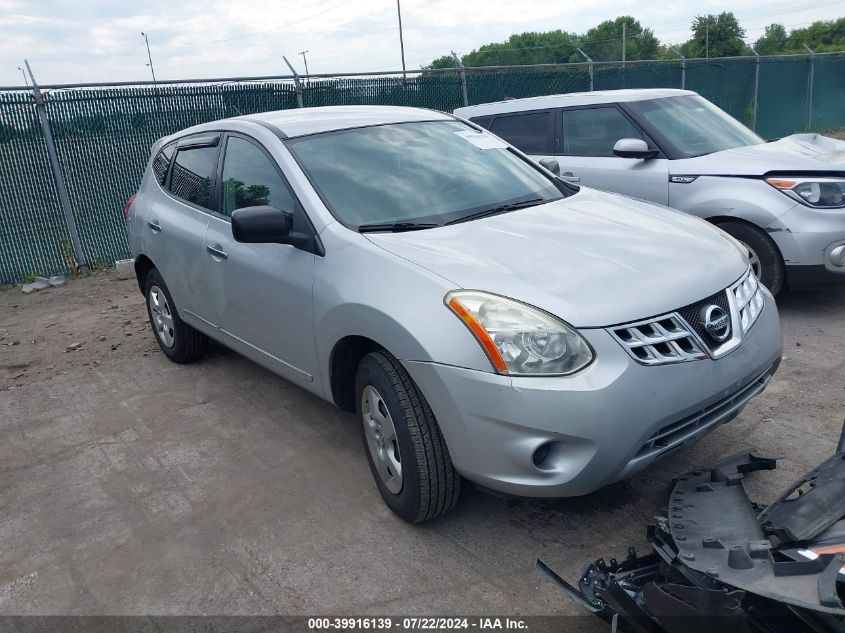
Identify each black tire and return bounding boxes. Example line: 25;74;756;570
355;351;460;522
143;268;209;363
718;221;785;296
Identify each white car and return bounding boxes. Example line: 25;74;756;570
455;89;845;295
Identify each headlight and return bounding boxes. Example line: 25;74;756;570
445;290;593;376
766;177;845;209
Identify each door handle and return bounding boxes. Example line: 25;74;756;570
560;172;581;183
206;244;228;260
148;219;162;232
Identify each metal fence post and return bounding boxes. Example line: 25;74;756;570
576;48;594;90
24;60;87;273
679;53;686;89
451;51;469;107
751;49;760;132
804;45;815;130
283;56;304;108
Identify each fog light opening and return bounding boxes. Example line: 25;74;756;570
532;442;553;470
829;245;845;268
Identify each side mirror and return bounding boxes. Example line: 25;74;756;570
231;206;292;244
613;138;658;159
539;158;561;175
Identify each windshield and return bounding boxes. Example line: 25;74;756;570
285;120;565;229
626;95;764;158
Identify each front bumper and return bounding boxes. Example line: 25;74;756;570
404;292;782;498
766;204;845;282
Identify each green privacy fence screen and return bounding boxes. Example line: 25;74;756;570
1;52;843;283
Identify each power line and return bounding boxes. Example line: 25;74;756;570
154;0;355;48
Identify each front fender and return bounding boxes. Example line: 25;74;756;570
670;176;797;227
313;225;494;400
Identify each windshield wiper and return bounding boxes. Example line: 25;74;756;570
357;221;440;233
445;198;546;226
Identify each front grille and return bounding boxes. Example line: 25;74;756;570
676;290;731;352
609;313;707;365
635;365;775;459
609;267;765;366
731;270;765;334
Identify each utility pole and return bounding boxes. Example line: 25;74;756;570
140;32;157;84
396;0;407;82
299;50;310;82
705;21;710;58
622;22;626;67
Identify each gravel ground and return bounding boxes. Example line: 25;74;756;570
1;273;844;618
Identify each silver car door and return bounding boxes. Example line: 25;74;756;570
557;106;669;204
206;134;318;385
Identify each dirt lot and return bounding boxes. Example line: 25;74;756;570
1;273;844;617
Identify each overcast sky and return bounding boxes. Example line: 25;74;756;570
0;0;841;86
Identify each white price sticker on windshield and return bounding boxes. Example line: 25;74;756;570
454;130;508;150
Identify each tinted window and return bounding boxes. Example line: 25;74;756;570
285;120;563;228
625;95;763;158
469;115;493;130
221;137;294;217
562;107;643;157
152;142;175;185
489;111;552;154
169;145;218;209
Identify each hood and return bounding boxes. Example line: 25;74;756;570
672;133;845;176
366;188;748;327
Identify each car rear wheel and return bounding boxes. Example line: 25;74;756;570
355;350;460;522
718;221;785;296
144;268;209;363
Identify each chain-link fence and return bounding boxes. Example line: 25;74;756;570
1;52;843;283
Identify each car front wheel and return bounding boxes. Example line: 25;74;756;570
355;350;460;522
719;221;785;296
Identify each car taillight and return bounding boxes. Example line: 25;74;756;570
124;193;137;220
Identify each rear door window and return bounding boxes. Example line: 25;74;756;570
489;110;554;154
168;145;219;209
561;107;644;157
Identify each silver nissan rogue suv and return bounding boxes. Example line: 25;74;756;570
125;105;783;522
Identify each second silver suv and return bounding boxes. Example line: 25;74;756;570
456;89;845;295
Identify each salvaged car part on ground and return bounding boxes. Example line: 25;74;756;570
538;420;845;632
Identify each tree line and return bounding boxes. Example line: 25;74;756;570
426;13;845;68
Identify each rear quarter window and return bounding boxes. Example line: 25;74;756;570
151;142;175;185
468;115;493;129
489;111;554;155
